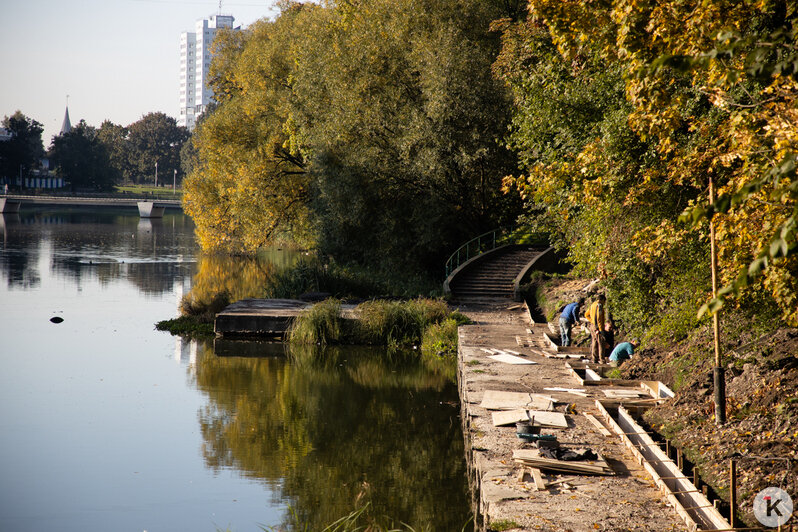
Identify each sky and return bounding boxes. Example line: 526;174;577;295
1;0;279;147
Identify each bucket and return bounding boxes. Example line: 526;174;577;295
515;421;539;435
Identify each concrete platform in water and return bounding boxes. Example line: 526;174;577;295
214;298;356;338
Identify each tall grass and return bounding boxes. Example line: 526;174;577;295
354;298;450;345
288;298;469;349
287;298;343;345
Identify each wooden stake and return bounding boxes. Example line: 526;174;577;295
709;175;726;425
729;459;737;526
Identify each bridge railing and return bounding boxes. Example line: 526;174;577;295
444;228;549;278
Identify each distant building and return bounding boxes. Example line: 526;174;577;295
60;106;72;135
178;14;237;130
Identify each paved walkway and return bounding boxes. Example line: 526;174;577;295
455;300;687;532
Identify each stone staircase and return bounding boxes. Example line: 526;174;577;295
448;247;542;301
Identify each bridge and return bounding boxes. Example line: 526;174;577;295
0;194;182;218
443;230;564;302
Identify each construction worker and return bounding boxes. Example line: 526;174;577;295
558;298;584;347
584;294;607;364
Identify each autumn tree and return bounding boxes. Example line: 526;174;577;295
496;0;798;329
183;7;312;253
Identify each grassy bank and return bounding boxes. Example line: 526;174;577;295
155;290;230;338
288;297;469;348
156;257;448;341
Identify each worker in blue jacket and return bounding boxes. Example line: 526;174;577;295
558;298;584;347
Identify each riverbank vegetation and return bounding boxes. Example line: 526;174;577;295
288;297;469;352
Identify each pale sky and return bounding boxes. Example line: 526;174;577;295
1;0;278;147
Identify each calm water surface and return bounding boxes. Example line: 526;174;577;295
0;208;470;532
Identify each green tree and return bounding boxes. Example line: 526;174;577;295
50;120;115;191
290;0;520;272
184;0;521;275
126;112;189;185
97;120;128;184
0;111;45;184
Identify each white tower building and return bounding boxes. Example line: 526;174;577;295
178;14;236;130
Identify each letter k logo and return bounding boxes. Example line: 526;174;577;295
755;488;793;527
764;495;783;517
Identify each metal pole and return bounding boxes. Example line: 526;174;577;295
173;169;177;193
709;175;726;425
155;162;158;188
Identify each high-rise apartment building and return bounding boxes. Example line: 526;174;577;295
178;14;236;130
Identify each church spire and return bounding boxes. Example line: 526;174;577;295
60;95;71;135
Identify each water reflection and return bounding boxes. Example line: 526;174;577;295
188;251;302;304
192;342;472;531
0;208;195;295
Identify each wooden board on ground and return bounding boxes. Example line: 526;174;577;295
582;412;613;436
488;353;538;365
491;409;568;428
516;335;535;347
544;387;589;397
479;390;554;411
513;449;614;476
602;388;650;398
530;467;547;491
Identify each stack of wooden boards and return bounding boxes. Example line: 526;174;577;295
513;449;614;476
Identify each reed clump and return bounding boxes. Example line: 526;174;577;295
179;290;231;322
287;298;343;345
288;297;469;349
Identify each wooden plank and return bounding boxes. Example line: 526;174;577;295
544;387;589;397
491;409;568;428
513;449;614;475
602;388;649;398
530;467;548;491
488;353;538;365
583;412;613;437
479;390;554;411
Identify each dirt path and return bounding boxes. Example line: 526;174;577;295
455;300;688;532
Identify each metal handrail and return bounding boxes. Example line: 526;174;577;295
444;228;505;278
444;229;551;278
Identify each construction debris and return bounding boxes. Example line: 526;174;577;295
513;448;614;476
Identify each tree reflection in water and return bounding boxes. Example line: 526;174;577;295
193;342;472;531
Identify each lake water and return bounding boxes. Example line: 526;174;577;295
0;207;471;532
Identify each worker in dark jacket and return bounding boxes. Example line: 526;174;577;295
558;298;584;347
